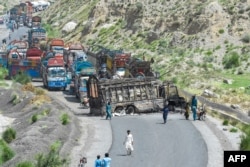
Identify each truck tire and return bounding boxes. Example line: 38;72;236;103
126;106;135;114
115;107;124;113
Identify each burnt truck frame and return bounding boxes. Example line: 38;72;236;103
87;76;165;115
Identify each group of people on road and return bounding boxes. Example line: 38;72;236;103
94;153;112;167
92;130;134;167
161;94;205;123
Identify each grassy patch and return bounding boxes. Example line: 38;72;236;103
0;139;15;165
10;92;20;105
16;161;34;167
223;119;229;125
220;73;250;89
2;127;16;144
61;113;70;125
230;128;238;133
35;141;68;167
31;114;38;124
0;67;8;80
13;72;31;85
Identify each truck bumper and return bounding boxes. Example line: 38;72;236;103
48;81;67;88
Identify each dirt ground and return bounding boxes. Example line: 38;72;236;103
0;83;81;166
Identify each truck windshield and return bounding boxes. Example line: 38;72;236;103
48;67;65;77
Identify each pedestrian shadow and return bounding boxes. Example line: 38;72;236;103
117;154;128;156
156;122;165;124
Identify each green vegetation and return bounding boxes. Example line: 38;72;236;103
10;92;20;105
16;161;34;167
222;51;240;69
223;119;229;125
35;141;67;167
42;109;51;116
2;127;16;143
31;114;38;124
230;128;238;133
13;72;31;85
0;67;8;80
42;23;61;38
61;113;70;125
0;139;15;165
220;73;250;90
218;29;225;34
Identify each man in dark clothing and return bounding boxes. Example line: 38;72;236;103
2;39;6;44
162;104;169;124
191;95;198;121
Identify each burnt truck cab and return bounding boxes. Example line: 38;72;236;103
159;81;186;111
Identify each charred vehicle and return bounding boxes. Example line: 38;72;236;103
87;76;165;115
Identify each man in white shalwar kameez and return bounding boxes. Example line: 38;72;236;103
123;130;134;155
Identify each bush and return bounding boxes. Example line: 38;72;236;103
13;72;31;85
218;29;224;34
16;161;34;167
222;52;240;69
230;128;238;133
35;141;67;167
223;119;229;126
2;127;16;143
0;139;15;164
10;92;20;105
240;135;250;150
0;67;8;80
31;114;38;124
61;113;70;125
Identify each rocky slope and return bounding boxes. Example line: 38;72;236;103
41;0;250;112
4;0;248;111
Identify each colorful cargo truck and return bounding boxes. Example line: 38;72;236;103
72;61;96;106
42;56;68;90
7;47;44;78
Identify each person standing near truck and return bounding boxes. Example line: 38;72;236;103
162;104;169;124
191;95;198;121
106;102;112;120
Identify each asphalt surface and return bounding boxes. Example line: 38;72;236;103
110;113;207;167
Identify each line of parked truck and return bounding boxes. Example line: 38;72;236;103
0;14;187;116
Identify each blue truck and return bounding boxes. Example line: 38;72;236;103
71;61;96;107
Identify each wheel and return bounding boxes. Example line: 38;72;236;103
126;106;135;114
115;107;124;113
200;112;206;121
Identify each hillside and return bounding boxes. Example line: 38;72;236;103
40;0;250;112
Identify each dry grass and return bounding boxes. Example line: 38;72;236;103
22;83;51;105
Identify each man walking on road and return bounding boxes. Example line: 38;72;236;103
123;130;134;155
191;95;198;121
106;102;112;120
162;104;169;123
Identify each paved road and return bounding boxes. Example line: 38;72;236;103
110;113;207;167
